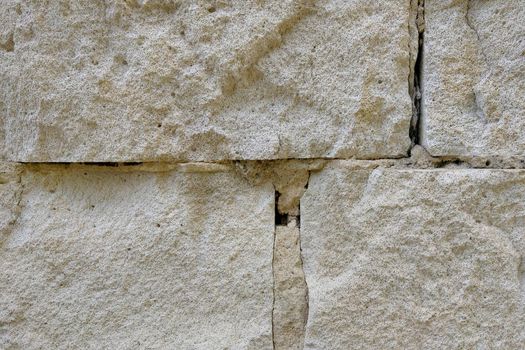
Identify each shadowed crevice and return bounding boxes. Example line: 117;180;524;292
409;0;425;153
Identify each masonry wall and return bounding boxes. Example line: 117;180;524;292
1;1;524;349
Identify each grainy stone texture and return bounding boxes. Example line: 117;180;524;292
302;165;525;349
0;163;21;247
0;164;274;349
1;0;412;162
2;0;525;348
273;219;308;350
421;0;525;157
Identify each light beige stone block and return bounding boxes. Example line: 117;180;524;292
0;164;274;349
1;1;412;162
302;165;525;349
421;0;525;157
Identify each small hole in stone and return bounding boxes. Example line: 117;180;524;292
274;191;288;226
156;223;161;227
157;123;162;128
485;160;491;166
207;6;216;13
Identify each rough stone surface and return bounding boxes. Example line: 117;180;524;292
2;0;525;348
421;0;525;157
0;164;274;349
1;0;412;162
234;159;324;216
0;163;21;247
273;219;308;350
302;165;525;349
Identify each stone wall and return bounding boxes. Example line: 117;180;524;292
1;1;524;349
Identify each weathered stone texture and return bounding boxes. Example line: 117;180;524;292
273;219;308;350
0;163;21;247
1;0;412;162
421;0;525;157
0;164;274;349
302;165;525;349
2;0;525;348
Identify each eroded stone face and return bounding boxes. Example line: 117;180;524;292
421;0;525;157
302;165;525;349
0;165;274;349
1;0;412;162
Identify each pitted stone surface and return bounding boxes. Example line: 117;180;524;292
2;0;525;348
302;165;525;349
421;0;525;157
1;0;412;162
0;165;274;349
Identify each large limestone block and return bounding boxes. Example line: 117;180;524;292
421;0;525;157
302;165;525;349
0;164;274;349
1;1;412;162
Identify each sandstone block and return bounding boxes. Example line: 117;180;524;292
421;0;525;157
302;165;525;349
0;164;274;349
1;1;412;162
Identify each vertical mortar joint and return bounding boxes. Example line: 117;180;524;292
409;0;425;153
272;169;311;350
